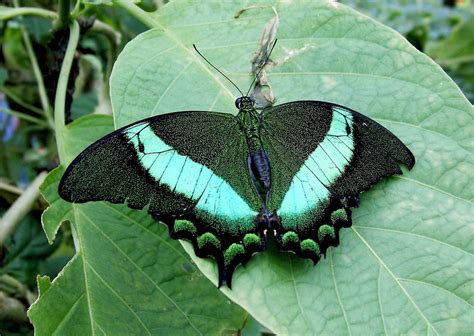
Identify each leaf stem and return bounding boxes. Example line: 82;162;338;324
12;0;54;129
0;5;117;44
0;107;48;126
0;171;47;248
0;86;45;115
20;28;54;128
54;0;70;30
92;20;121;46
0;291;28;323
55;20;80;163
0;181;22;195
20;29;54;127
0;274;37;305
114;0;160;29
0;6;57;21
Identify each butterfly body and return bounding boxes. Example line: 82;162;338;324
59;97;414;288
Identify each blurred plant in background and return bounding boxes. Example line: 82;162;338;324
0;1;156;333
343;0;474;101
0;0;472;334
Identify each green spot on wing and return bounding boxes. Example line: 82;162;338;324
243;233;261;248
224;243;245;266
197;232;221;250
318;224;336;242
331;208;348;224
174;220;197;235
282;231;299;246
300;239;320;255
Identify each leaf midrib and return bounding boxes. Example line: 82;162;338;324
77;208;203;336
329;249;352;336
86;260;152;335
71;206;95;336
287;255;311;333
50;290;86;335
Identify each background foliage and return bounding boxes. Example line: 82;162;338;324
0;0;472;335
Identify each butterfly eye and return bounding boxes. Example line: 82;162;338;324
235;97;242;109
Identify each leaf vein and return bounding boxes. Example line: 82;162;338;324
116;45;178;117
74;207;96;336
329;249;352;336
351;227;440;336
102;203;190;261
80;211;203;335
377;266;388;336
51;292;86;336
149;61;193;117
287;254;311;333
399;278;474;309
374;118;471;156
86;261;152;335
354;225;473;257
392;175;472;205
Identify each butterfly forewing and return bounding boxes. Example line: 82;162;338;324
59;111;265;287
261;101;414;260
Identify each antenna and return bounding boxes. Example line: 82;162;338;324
193;44;244;97
246;38;278;96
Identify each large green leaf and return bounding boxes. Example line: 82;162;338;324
28;114;247;335
110;1;474;334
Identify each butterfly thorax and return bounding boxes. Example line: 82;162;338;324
237;108;262;150
237;105;272;206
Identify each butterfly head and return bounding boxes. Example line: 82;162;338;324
235;96;254;111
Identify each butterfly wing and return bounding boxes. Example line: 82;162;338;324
261;101;415;261
59;111;265;287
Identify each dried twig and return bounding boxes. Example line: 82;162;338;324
0;171;47;247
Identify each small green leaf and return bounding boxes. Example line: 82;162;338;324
111;1;473;334
36;275;51;296
1;26;30;71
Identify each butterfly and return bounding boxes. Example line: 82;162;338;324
58;43;415;288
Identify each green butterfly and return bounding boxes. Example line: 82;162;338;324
59;46;415;288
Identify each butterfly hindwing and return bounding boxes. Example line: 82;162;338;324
261;101;414;260
59;111;265;287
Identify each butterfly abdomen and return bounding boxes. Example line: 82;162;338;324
249;149;272;191
239;109;273;198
